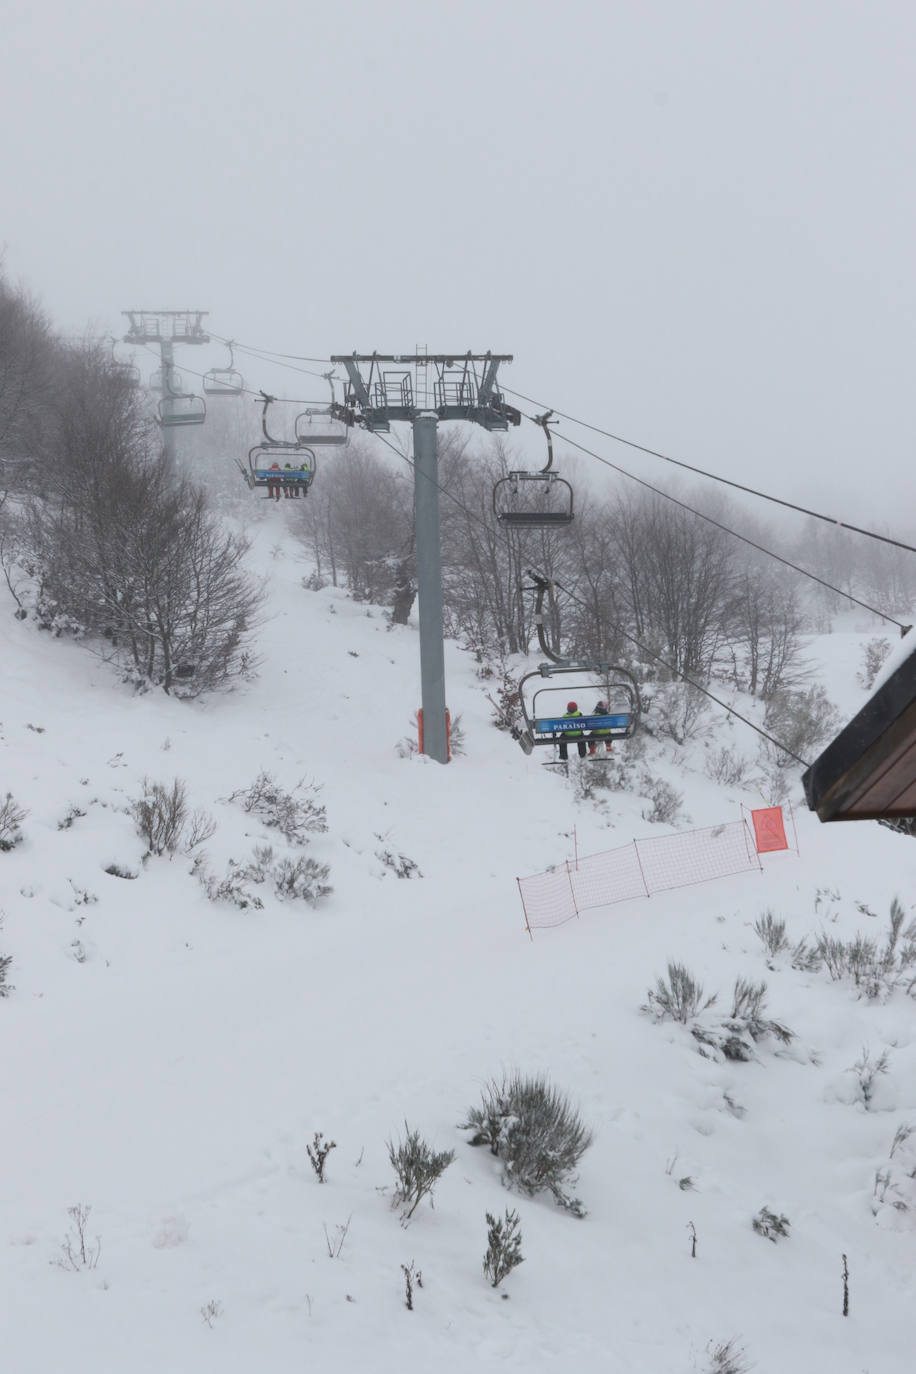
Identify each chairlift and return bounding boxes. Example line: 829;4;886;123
109;338;141;389
203;341;244;397
236;392;316;496
294;372;350;446
493;410;574;528
158;392;206;427
512;571;641;759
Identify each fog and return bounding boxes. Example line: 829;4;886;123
3;0;915;523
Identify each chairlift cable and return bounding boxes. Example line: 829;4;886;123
354;421;816;768
135;343;330;408
536;572;813;768
503;386;916;558
509;402;909;632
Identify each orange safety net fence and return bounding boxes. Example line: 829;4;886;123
517;810;790;936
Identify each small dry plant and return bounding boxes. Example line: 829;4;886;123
307;1131;336;1182
54;1204;101;1270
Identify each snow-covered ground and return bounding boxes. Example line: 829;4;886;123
2;516;915;1374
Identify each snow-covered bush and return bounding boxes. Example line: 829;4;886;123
460;1072;593;1217
857;636;892;690
374;835;422;879
131;777;189;857
752;1206;791;1242
753;910;790;958
644;963;716;1024
225;771;327;844
192;854;264;911
387;1123;455;1223
272;854;332;905
813;898;916;1000
703;1337;752;1374
762;683;841;767
704;745;754;787
848;1046;890;1110
0;946;12;998
872;1124;916;1224
483;1208;524;1288
691;980;794;1062
640;774;686;826
0;792;27;851
648;682;710;745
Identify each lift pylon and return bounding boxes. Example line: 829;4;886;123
329;352;521;764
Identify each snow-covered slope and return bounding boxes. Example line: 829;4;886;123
2;522;915;1374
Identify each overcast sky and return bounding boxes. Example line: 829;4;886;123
3;0;915;524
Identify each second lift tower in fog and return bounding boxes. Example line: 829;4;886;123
122;310;210;474
331;352;520;764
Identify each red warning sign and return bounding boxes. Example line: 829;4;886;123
751;806;788;853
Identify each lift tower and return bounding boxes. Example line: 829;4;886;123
330;352;520;764
122;311;210;474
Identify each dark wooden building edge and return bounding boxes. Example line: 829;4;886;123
802;645;916;822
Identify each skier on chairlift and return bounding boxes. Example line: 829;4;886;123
588;700;614;755
558;701;587;762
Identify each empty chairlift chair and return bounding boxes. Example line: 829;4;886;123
493;410;574;528
203;341;244;397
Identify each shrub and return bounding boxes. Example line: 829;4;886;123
639;773;686;826
849;1046;890;1109
704;745;753;787
192;854;264;911
752;1206;790;1242
57;803;87;830
857;637;892;691
131;777;188;857
225;771;327;844
374;835;422;878
762;684;841;766
483;1209;524;1288
0;792;27;851
649;682;710;745
272;854;333;904
55;1204;101;1270
306;1132;336;1183
0;952;12;998
644;963;716;1024
460;1072;593;1217
704;1338;752;1374
387;1123;455;1223
753;911;790;957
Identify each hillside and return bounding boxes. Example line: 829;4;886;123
1;520;915;1374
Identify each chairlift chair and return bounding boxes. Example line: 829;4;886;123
236;393;316;495
158;392;206;427
293;372;350;446
511;569;641;758
294;409;350;446
108;338;141;390
240;443;316;494
203;341;244;397
493;410;574;528
516;665;641;759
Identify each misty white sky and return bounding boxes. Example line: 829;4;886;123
3;0;915;521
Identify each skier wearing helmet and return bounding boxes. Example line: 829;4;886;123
588;699;614;755
558;701;587;761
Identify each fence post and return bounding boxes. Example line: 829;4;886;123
633;839;651;897
565;860;580;920
516;877;534;941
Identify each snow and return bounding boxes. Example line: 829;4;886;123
2;517;915;1373
869;625;916;697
